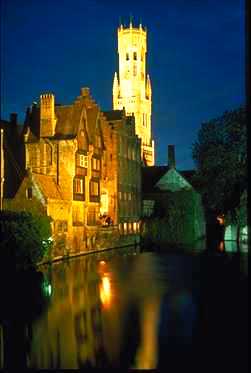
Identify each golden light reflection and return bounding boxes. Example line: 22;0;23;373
217;215;224;225
99;275;111;308
218;240;224;252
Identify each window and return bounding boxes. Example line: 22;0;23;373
72;207;83;225
57;220;68;233
26;187;32;199
87;207;96;226
126;52;129;61
90;180;99;196
74;178;84;194
79;154;88;168
143;200;155;217
133;65;137;76
92;157;100;171
132;148;136;160
123;222;127;234
133;52;137;60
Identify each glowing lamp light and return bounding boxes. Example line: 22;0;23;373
100;260;106;265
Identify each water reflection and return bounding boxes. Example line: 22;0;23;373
0;246;248;369
0;270;50;369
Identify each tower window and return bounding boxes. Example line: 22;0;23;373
133;65;137;76
126;53;129;61
133;52;137;60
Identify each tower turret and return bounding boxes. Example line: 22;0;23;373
113;72;119;106
113;21;154;165
146;74;152;99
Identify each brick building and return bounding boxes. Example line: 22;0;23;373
6;88;141;255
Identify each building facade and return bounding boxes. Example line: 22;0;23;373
7;88;141;255
112;22;154;166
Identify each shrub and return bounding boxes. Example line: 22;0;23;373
0;210;52;270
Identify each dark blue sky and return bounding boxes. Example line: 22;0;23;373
1;0;245;169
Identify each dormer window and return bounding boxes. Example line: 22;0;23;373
79;154;88;168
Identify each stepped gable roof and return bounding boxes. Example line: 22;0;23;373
55;105;78;138
86;104;99;144
142;166;198;194
103;110;124;121
32;173;65;200
54;96;101;143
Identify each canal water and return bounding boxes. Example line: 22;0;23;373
0;243;248;370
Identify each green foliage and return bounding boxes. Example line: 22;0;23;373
192;107;247;216
142;190;205;248
0;210;53;270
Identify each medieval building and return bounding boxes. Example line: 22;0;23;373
141;145;206;249
5;88;141;254
113;21;154;166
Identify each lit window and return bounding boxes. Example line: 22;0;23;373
79;154;88;168
74;178;84;194
119;191;122;200
128;192;132;201
123;222;127;234
26;187;32;199
90;181;99;196
92;157;100;170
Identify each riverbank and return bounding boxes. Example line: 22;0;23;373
37;241;141;267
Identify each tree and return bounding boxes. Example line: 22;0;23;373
192;107;247;218
0;210;52;270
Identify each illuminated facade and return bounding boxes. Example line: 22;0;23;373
113;22;155;166
7;88;141;254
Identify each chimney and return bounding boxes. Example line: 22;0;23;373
168;145;176;169
10;113;17;126
40;93;56;137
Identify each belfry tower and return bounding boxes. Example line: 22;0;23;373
113;21;155;166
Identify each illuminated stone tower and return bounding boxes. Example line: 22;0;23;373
113;21;155;166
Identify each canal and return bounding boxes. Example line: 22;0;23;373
0;243;248;370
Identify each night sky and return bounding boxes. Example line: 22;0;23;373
1;0;245;169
